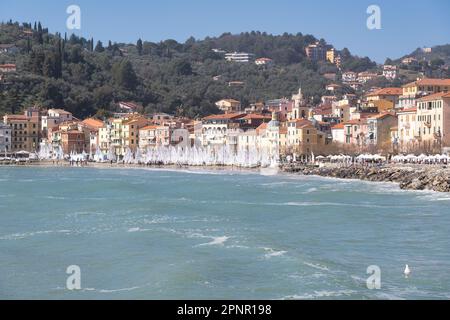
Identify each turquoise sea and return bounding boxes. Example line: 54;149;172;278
0;166;449;299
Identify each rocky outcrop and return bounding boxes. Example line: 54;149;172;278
281;164;450;193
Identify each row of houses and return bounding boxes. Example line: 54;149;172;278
326;78;450;153
1;78;449;157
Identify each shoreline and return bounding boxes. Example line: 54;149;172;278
1;161;449;193
281;163;450;193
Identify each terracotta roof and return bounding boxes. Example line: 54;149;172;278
367;87;403;96
82;118;104;129
4;114;35;121
203;113;245;121
290;119;314;129
417;92;450;101
216;99;240;104
368;112;396;120
331;123;345;130
0;64;16;68
345;119;367;125
242;114;271;120
140;125;158;131
49;108;71;114
403;78;450;88
256;123;267;134
397;107;417;113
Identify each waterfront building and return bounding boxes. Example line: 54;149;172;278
397;107;419;152
399;78;450;109
52;129;87;154
238;129;258;150
366;113;398;151
81;118;105;154
331;123;345;144
416;92;450;150
0;122;12;153
343;119;368;146
139;125;158;151
201;113;245;147
99;115;148;156
3;107;41;152
215;99;241;114
41;109;73;140
287;119;326;155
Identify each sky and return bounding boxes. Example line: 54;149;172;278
0;0;449;63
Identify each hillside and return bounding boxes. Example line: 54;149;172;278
0;21;390;119
390;44;450;81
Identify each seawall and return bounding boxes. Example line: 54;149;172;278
281;164;450;193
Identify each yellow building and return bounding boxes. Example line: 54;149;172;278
400;78;450;109
215;99;241;114
366;87;402;108
416;92;450;150
3;108;41;152
287;119;326;155
99;115;148;156
397;107;418;152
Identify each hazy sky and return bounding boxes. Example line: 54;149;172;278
1;0;449;62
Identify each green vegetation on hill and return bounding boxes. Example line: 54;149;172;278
0;21;405;119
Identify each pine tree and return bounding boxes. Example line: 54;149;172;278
137;39;143;55
95;41;105;53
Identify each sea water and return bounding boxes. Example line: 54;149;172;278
0;167;449;299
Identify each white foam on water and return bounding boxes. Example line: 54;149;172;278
44;195;67;200
198;236;229;246
99;286;141;293
127;227;141;233
263;247;287;259
0;229;72;240
303;262;329;271
303;187;318;194
282;289;356;300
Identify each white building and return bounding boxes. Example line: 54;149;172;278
41;109;73;139
201;114;245;146
331;123;345;144
0;123;12;153
383;65;398;80
255;58;273;66
342;72;357;83
225;52;255;63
